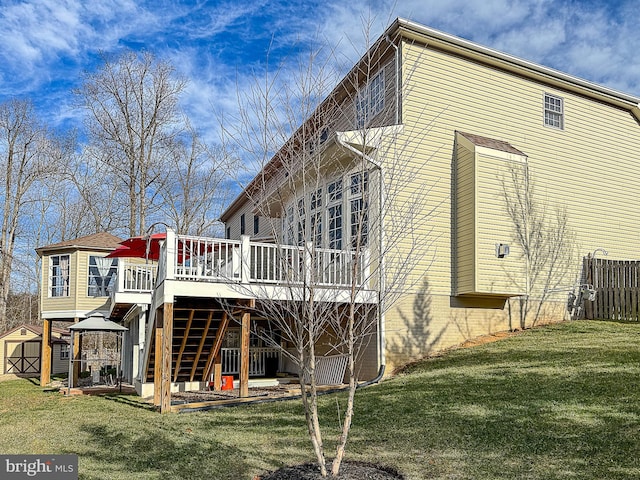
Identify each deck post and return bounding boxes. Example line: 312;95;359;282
213;354;222;391
164;229;176;280
160;303;174;413
153;307;162;407
239;300;255;398
72;317;81;386
304;241;313;285
241;235;251;283
40;319;52;386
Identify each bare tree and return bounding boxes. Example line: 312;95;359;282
0;99;66;332
502;163;577;329
76;51;187;236
159;121;239;236
220;26;436;477
59;149;128;237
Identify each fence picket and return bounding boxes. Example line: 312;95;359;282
582;257;640;321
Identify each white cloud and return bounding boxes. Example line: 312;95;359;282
2;0;640;135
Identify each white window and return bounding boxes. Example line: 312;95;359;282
284;206;295;245
350;171;369;196
310;188;323;247
283;172;369;250
544;93;564;129
50;255;70;297
327;179;342;203
88;256;117;297
350;198;369;248
328;204;343;249
297;198;306;246
60;344;70;360
356;71;385;128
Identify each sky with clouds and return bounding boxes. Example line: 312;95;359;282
1;0;639;138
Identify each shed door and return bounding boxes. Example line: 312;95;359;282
5;341;41;374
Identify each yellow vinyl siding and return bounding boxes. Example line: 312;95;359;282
399;40;640;299
474;151;526;295
40;250;114;318
454;140;475;294
40;251;77;313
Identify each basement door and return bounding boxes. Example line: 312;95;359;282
4;340;41;374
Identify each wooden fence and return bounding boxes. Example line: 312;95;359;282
582;257;640;321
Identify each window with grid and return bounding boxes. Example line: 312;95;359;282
297;198;306;246
544;93;564;129
328;204;343;249
284;206;295;245
356;71;385;128
60;344;70;360
327;179;343;249
50;254;70;297
350;198;369;248
88;256;117;297
310;188;323;247
350;171;368;196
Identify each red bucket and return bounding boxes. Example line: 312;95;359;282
221;375;234;390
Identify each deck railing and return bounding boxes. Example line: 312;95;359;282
167;233;369;288
113;262;158;293
111;232;370;296
220;347;280;377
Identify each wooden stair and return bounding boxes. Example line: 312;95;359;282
145;307;229;384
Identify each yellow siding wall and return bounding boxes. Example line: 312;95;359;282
40;249;112;319
382;39;640;369
40;250;77;314
454;140;475;294
397;40;640;294
474;149;527;295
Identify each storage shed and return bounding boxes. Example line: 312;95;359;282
0;324;69;376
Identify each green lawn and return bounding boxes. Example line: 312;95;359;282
1;320;639;479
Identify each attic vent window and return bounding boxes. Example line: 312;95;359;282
544;93;564;129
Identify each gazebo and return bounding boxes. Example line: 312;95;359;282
67;315;128;393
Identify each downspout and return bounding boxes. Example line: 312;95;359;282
335;135;386;383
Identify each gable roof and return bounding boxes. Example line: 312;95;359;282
0;323;69;341
456;131;526;156
36;232;123;257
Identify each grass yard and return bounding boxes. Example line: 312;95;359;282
1;320;639;479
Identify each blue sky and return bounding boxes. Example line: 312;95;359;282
1;0;639;137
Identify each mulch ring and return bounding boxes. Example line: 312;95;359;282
256;461;405;479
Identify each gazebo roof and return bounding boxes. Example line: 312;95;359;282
69;316;127;332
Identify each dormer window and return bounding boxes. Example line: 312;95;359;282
50;255;70;297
